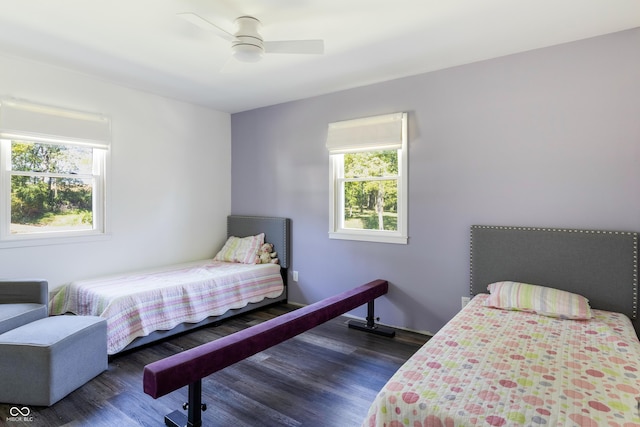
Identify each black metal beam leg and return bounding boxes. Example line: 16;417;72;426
348;300;396;337
165;380;206;427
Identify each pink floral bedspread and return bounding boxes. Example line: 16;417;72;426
49;260;284;354
363;294;640;427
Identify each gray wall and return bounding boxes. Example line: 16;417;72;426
231;28;640;334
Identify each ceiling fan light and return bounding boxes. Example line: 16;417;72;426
232;43;264;62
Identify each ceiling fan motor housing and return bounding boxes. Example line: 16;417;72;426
232;16;264;62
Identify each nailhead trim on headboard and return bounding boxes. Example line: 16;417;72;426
470;225;639;318
634;233;638;318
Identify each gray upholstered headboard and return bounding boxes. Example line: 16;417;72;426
470;225;638;320
227;215;290;269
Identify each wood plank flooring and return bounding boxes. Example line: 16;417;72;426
0;303;429;427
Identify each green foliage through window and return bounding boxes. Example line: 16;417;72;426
10;141;94;234
342;150;398;231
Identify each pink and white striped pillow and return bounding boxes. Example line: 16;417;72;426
485;281;592;320
213;233;264;264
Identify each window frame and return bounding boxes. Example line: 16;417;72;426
0;139;109;247
328;113;408;244
0;99;110;248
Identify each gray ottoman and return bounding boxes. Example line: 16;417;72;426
0;315;107;406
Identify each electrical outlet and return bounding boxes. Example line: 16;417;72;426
292;271;299;282
461;296;470;309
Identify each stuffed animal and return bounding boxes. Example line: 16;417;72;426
257;242;279;264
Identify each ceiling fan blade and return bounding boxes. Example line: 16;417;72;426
263;40;324;55
177;12;237;42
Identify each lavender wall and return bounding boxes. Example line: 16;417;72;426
231;28;640;334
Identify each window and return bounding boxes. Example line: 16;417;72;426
0;99;110;246
327;112;408;244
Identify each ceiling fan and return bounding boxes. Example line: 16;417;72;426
178;12;324;63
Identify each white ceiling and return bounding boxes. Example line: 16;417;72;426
0;0;638;113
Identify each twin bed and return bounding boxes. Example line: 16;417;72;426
49;215;290;355
363;225;640;426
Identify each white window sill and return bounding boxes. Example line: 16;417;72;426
0;232;112;249
329;231;408;245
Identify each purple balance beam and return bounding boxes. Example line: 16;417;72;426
144;279;389;399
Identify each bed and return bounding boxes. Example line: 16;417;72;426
363;225;640;427
49;215;290;355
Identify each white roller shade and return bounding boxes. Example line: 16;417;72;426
326;112;406;154
0;99;111;149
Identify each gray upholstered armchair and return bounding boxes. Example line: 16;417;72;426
0;279;48;335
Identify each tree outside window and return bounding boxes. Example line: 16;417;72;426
9;141;97;235
343;150;398;231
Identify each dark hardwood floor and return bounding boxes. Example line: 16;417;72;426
0;303;429;427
